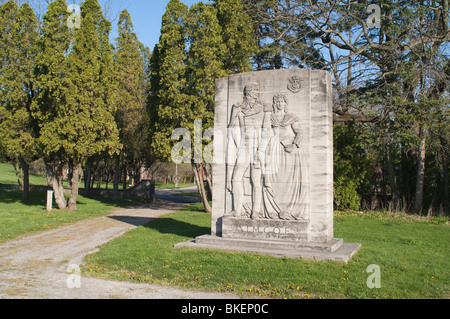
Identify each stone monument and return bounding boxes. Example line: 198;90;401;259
175;69;361;263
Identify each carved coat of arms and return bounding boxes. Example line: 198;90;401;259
287;76;303;93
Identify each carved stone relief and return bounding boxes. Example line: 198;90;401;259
225;83;309;222
175;69;362;263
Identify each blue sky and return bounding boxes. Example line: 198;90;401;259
108;0;206;50
23;0;209;50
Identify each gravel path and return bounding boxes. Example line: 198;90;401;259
0;194;239;299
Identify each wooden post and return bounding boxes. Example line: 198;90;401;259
47;190;54;212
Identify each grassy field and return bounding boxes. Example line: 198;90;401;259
0;190;136;243
0;162;47;188
1;161;448;299
0;162;136;243
0;161;195;243
83;203;449;299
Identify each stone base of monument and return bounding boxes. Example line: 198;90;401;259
175;217;361;264
174;236;361;263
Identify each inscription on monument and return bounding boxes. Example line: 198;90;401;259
222;217;309;242
237;225;291;235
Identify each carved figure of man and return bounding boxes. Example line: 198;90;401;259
226;83;272;219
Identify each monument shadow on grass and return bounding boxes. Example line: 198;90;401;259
143;218;210;239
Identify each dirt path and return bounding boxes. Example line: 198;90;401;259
0;200;239;299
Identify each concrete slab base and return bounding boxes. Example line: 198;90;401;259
174;235;361;264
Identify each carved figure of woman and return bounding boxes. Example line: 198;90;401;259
262;93;306;220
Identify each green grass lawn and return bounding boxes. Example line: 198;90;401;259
0;189;136;243
0;162;48;187
83;203;449;299
0;161;192;243
1;161;448;299
0;162;136;243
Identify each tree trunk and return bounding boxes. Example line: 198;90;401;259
204;163;213;201
192;163;212;213
68;162;83;211
385;142;399;208
45;173;51;187
67;160;73;189
45;159;67;210
20;159;29;201
90;166;96;190
123;168;127;191
18;156;30;200
84;162;91;195
441;137;449;215
113;155;120;200
12;162;23;188
413;133;427;215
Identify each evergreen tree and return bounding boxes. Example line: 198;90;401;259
214;0;257;73
186;2;229;213
148;0;189;161
32;0;72;209
149;0;254;213
186;2;228;129
34;0;120;210
0;1;38;199
67;0;120;210
112;9;148;198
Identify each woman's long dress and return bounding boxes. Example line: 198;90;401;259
262;113;307;220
